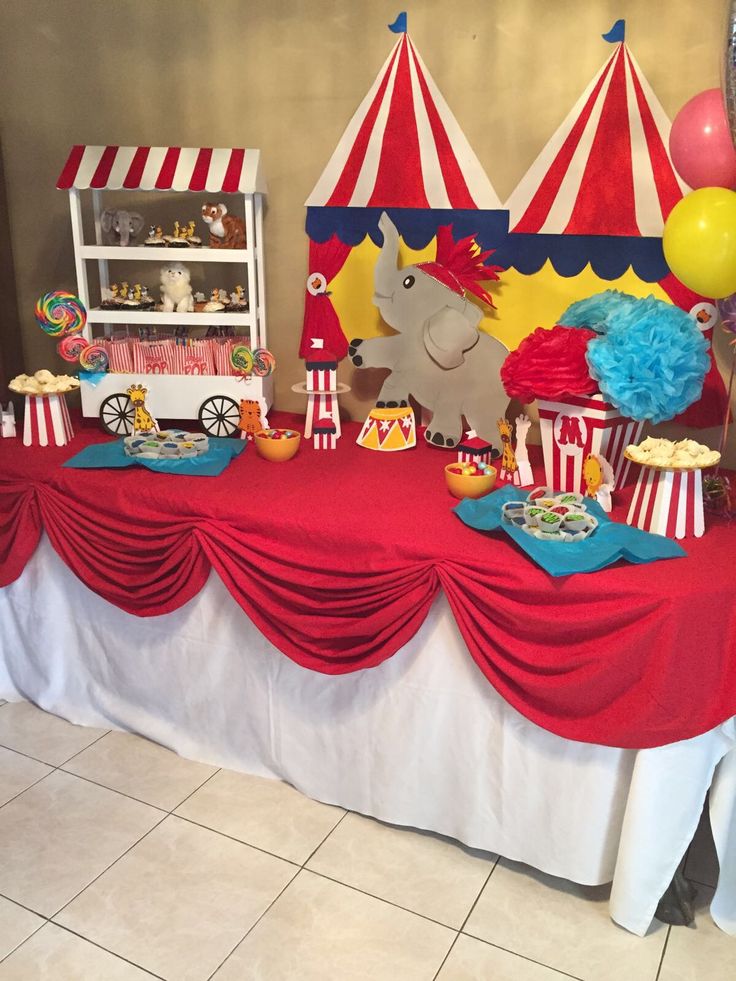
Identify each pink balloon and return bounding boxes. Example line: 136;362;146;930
669;88;736;189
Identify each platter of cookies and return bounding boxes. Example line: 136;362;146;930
624;437;720;472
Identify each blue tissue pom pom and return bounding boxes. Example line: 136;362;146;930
585;296;710;423
558;289;637;333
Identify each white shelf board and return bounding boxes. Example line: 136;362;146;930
87;309;253;326
80;245;251;263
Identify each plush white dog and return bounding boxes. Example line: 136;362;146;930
160;262;194;313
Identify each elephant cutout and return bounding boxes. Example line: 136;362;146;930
349;212;509;450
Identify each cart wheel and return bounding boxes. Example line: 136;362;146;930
100;393;135;436
198;395;240;437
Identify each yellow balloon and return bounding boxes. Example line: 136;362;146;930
663;187;736;298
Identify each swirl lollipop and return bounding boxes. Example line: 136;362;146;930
252;348;276;377
57;335;88;363
35;291;86;337
79;344;109;372
230;344;254;375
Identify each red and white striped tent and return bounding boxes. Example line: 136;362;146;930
301;26;505;360
57;146;266;194
505;41;686;237
305;32;500;210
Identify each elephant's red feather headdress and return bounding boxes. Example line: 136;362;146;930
418;227;503;308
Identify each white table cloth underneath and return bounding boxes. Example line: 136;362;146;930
0;536;733;936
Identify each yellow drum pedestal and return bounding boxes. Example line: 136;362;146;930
356;406;416;451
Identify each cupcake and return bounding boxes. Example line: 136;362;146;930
187;433;209;454
226;285;249;313
501;501;526;523
538;511;563;534
203;288;226;313
138;286;155;311
122;287;142;311
144;225;166;247
168;221;191;248
557;492;585;507
524;505;547;528
527;487;555;503
185;221;202;247
101;283;124;309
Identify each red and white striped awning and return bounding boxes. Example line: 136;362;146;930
57;146;266;195
306;33;500;210
505;43;686;236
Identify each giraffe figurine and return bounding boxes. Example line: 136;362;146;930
513;414;535;487
497;418;520;484
127;384;159;436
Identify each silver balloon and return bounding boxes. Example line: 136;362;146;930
724;2;736;148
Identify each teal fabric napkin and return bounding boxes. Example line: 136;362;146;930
454;484;686;576
63;437;245;477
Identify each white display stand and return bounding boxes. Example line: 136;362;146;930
57;145;271;432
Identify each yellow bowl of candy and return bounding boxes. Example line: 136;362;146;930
254;428;301;462
445;462;497;499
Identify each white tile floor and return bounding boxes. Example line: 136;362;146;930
0;700;731;980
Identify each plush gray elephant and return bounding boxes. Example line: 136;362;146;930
349;212;509;449
100;208;145;246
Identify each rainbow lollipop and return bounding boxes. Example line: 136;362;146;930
79;344;109;372
57;335;88;363
35;291;86;337
252;348;276;377
231;344;254;375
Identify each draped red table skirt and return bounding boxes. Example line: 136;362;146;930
1;411;734;750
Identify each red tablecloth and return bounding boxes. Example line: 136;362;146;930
1;412;735;750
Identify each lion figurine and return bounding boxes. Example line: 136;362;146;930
159;262;194;313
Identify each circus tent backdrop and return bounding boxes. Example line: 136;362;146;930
299;17;726;427
494;20;726;426
298;19;507;360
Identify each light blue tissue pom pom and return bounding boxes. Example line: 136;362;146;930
585;296;710;423
558;289;638;333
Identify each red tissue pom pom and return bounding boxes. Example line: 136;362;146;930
500;325;599;403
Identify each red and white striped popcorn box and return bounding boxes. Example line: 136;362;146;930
105;337;134;373
626;465;705;540
132;340;173;375
23;393;74;447
213;338;250;376
212;339;233;376
175;339;215;376
537;393;643;494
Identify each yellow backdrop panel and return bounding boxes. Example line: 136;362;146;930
330;236;671;352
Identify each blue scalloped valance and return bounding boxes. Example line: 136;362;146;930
496;234;669;282
305;208;669;283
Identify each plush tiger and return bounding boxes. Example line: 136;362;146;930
201;203;246;249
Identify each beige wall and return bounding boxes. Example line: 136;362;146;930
0;0;732;456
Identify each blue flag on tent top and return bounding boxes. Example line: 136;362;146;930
389;12;407;33
602;19;625;43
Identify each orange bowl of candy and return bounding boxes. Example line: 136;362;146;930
445;461;497;499
254;428;301;462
